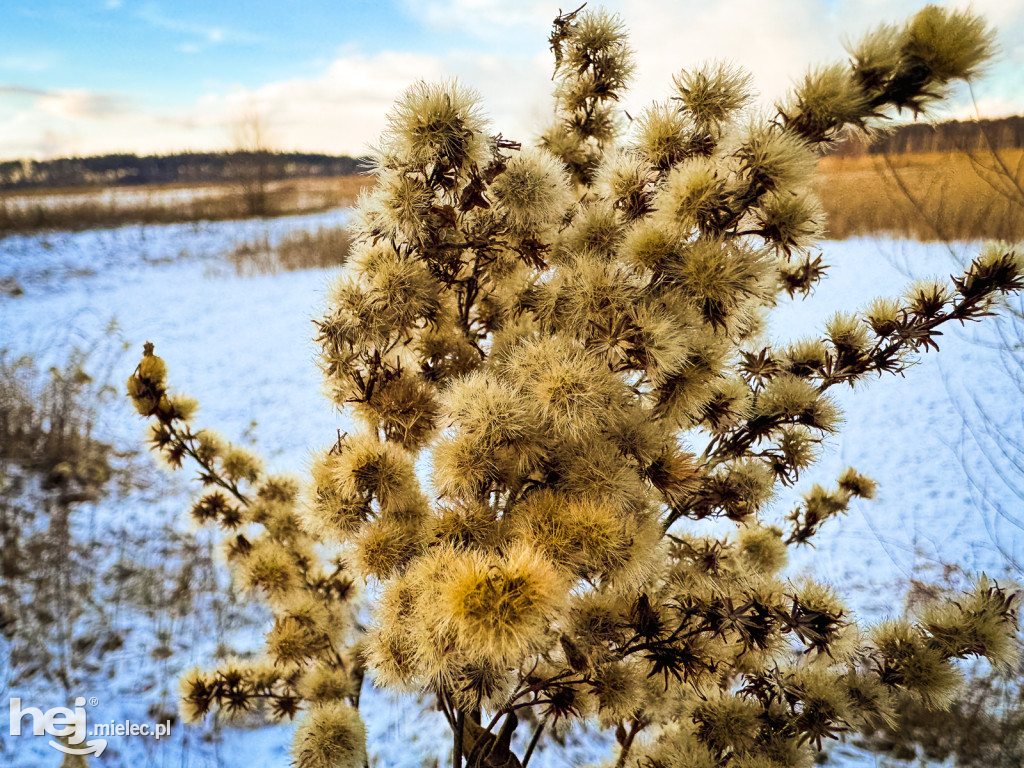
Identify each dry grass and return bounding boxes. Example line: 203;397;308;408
0;175;373;237
11;152;1020;244
228;225;354;275
815;149;1024;241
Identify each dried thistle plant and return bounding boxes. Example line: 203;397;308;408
129;6;1023;768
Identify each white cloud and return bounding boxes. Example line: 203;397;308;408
0;45;555;159
37;90;127;119
393;0;1024;133
197;51;452;152
606;0;1024;115
3;0;1023;159
948;95;1023;121
0;50;452;158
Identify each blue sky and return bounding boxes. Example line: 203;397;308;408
2;0;1023;159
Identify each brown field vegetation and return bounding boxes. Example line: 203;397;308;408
227;224;353;275
815;148;1024;241
5;150;1021;244
0;174;372;236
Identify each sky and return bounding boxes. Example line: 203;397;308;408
1;0;1023;160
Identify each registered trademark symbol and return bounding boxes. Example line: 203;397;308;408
88;697;99;707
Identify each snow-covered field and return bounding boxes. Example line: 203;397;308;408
1;215;1020;767
3;183;232;214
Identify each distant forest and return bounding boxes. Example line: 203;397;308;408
2;116;1021;191
832;115;1024;156
0;151;367;191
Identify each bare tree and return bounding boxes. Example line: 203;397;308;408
231;105;274;217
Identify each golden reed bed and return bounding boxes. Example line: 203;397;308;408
0;175;374;235
815;148;1024;242
2;151;1021;243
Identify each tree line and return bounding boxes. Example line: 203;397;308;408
832;114;1024;156
0;151;367;191
4;116;1020;192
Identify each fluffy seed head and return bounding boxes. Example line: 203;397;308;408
905;278;951;317
864;296;901;337
559;201;624;262
757;374;841;432
364;624;419;691
137;352;167;386
357;170;434;241
625;302;692;384
594;149;654;221
842;669;898;729
654;327;732;425
871;620;963;708
755;189;824;254
838;467;877;499
354;517;421;580
361;246;441;330
556;9;635;117
178;668;214;724
590;660;644;724
237;536;298;597
781;63;868;140
555;437;646;513
826;311;871;354
553;256;640;337
563;9;632;69
620;219;678;271
734;120;816;192
299;665;356;704
653;157;732;235
334;433;418;514
849;23;904;90
698;376;753;433
633;103;694;171
667;238;773;331
301;449;371;541
491;147;574;231
736;524;788;575
220;444;262;485
441;372;541;451
504;337;621;439
352;372;439;451
784;338;828;378
905;6;994;83
776;425;819;471
711;459;777;520
292;703;367;768
267;614;331;665
439;542;565;662
381;79;488;171
508;490;628;579
429;500;498;550
639;726;718;768
674;61;755;130
919;577;1020;670
692;694;762;754
431;430;503;499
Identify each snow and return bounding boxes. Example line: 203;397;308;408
2;219;1020;767
767;239;1023;616
2;183;236;214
